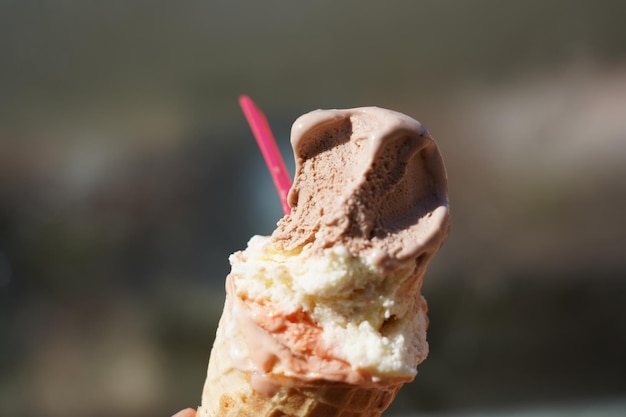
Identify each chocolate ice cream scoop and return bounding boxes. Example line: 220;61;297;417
272;107;450;271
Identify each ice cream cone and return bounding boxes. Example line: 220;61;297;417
197;292;403;417
196;106;450;417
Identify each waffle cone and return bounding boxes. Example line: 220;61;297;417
197;296;404;417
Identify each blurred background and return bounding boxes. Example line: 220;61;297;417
1;1;625;416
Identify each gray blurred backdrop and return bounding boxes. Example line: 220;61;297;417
1;1;626;416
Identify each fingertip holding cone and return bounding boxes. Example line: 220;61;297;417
172;408;197;417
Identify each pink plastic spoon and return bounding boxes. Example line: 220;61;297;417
238;95;292;215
